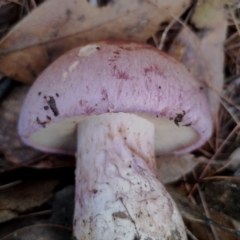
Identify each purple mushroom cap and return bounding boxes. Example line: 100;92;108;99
18;40;212;155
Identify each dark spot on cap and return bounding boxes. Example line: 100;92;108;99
156;115;159;118
79;100;88;106
101;88;108;100
44;106;49;110
36;117;47;128
129;165;131;168
113;65;130;80
84;107;95;114
96;46;100;50
38;92;42;96
92;189;98;194
200;86;203;90
43;96;47;99
46;115;51;121
47;96;59;116
56;93;59;97
66;9;72;18
158;86;161;89
144;66;165;78
174;111;186;126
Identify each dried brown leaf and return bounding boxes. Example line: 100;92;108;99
204;179;240;221
0;179;59;224
0;186;74;238
28;155;75;169
0;225;72;240
0;0;191;83
157;154;204;183
0;84;41;163
185;211;239;240
0;83;68;169
0;0;22;8
168;186;239;240
0;84;76;167
168;0;227;120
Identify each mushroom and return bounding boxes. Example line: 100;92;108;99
18;41;212;240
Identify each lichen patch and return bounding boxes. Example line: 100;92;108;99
69;60;79;72
78;44;100;57
62;71;68;80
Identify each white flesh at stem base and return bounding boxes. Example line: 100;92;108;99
74;112;187;240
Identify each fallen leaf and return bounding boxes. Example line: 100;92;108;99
0;0;191;83
185;210;239;240
0;83;76;167
0;0;22;8
0;179;59;224
157;154;205;183
29;155;75;169
168;0;227;119
0;84;41;163
49;186;74;227
0;224;72;240
0;1;21;40
168;186;239;240
203;179;240;221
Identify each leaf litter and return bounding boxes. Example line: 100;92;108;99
0;0;191;83
0;179;59;224
1;0;240;239
168;0;227;121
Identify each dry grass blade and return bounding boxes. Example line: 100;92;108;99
202;176;240;181
188;122;240;197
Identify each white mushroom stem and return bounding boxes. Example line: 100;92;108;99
74;113;187;240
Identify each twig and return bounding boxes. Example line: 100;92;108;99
0;180;22;190
201;176;240;181
186;227;199;240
